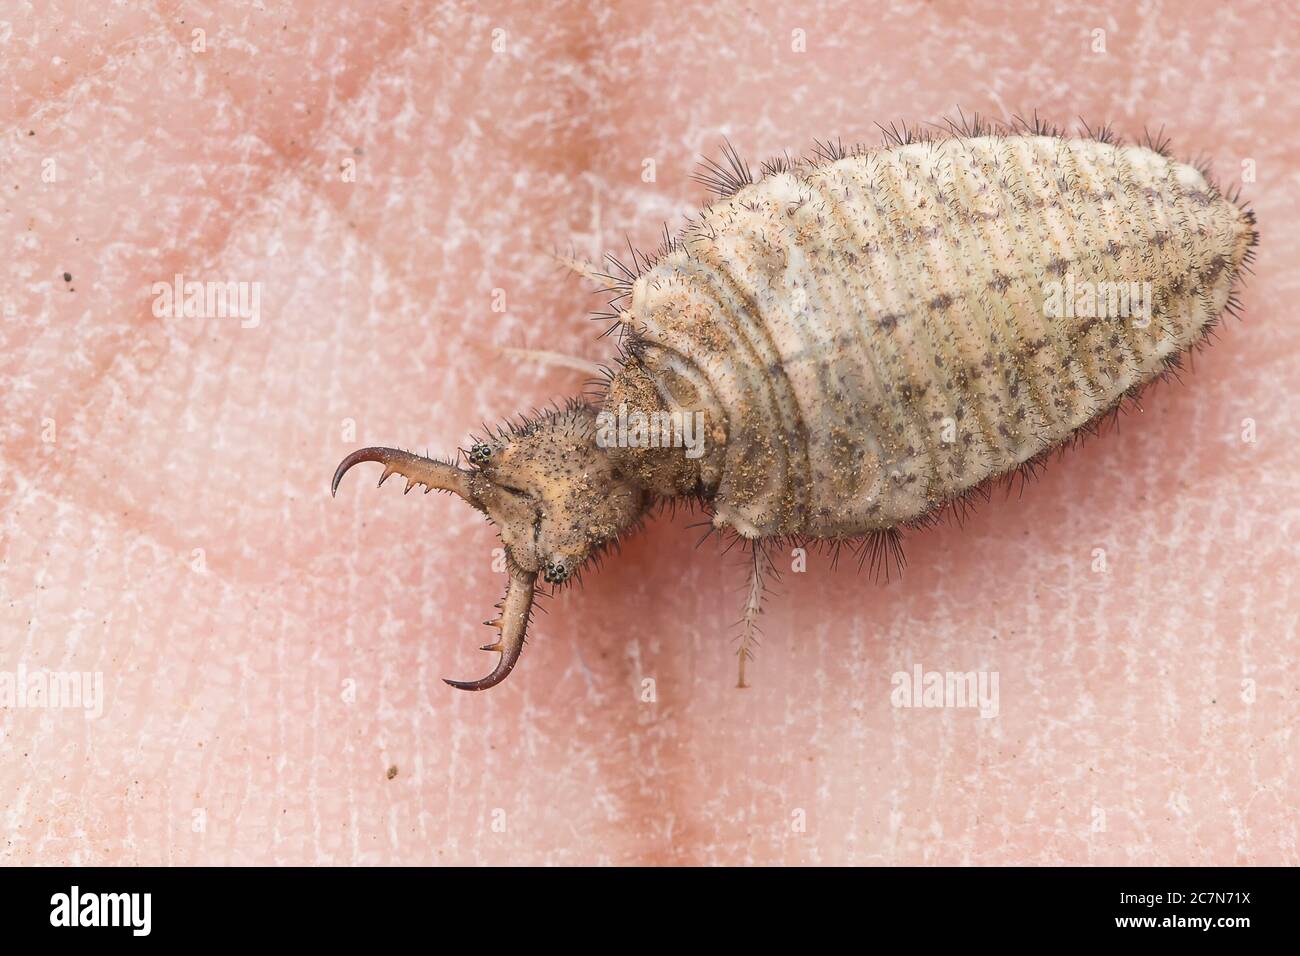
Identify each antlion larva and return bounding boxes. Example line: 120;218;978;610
332;116;1259;691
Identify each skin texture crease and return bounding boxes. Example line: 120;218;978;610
1;0;1297;865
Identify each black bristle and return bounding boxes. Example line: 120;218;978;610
691;137;754;198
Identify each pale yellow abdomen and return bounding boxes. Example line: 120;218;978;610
610;135;1257;538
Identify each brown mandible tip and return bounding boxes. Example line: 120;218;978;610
332;446;536;691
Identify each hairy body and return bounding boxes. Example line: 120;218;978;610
606;135;1255;538
333;122;1258;690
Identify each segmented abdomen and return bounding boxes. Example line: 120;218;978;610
614;135;1256;538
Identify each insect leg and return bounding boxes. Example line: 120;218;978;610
733;542;778;689
497;346;605;377
551;249;604;283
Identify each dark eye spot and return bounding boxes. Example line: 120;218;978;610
469;443;492;465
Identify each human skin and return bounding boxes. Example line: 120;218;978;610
1;0;1297;865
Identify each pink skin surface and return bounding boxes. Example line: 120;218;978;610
1;0;1297;866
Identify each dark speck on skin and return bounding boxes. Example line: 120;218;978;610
386;765;398;780
63;272;72;282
